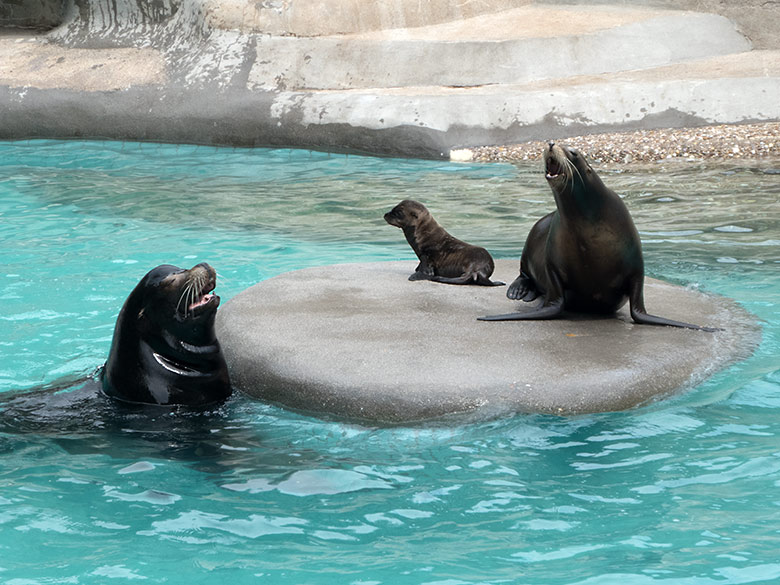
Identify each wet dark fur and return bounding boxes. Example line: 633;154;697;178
101;263;232;405
0;263;234;449
384;200;504;286
479;143;718;331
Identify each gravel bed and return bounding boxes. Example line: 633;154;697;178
467;122;780;164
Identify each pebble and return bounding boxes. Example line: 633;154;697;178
467;122;780;164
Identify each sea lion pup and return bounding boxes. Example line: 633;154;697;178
101;262;232;406
479;143;718;331
384;199;504;286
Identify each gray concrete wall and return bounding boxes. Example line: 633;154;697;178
43;0;780;50
540;0;780;50
206;0;533;36
1;0;779;157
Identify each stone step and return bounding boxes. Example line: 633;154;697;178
205;0;534;36
261;50;780;157
248;6;751;90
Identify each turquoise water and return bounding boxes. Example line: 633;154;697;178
1;140;778;584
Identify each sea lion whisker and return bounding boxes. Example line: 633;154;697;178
563;157;583;194
176;284;189;315
189;275;202;309
178;281;195;318
213;270;229;285
562;157;575;180
188;271;212;312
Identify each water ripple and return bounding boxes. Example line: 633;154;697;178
1;141;779;584
222;469;394;496
140;510;308;540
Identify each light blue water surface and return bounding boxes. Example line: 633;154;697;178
0;140;778;584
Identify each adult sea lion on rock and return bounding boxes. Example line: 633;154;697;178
384;199;504;286
479;143;718;331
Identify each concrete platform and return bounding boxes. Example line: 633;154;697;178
215;260;759;423
1;0;779;158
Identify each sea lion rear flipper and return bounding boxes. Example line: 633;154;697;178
629;277;721;332
630;306;721;332
430;274;505;286
429;274;473;284
475;274;505;287
478;298;564;321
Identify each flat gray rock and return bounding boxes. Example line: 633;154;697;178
216;260;759;423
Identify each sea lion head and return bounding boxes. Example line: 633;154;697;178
139;263;220;336
384;200;430;229
543;142;604;203
101;263;231;407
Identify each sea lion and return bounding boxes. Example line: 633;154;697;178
101;262;232;405
479;143;718;331
384;200;504;286
0;262;232;436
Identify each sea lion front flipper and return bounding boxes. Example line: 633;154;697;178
507;273;539;300
481;268;562;321
628;277;721;332
477;298;564;321
409;260;436;281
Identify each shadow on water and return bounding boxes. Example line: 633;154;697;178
0;378;294;475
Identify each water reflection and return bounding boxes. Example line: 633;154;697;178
9;142;779;268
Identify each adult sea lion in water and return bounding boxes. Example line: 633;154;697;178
101;262;232;405
384;199;504;286
479;143;718;331
0;263;232;437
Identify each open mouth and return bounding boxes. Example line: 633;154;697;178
187;277;219;313
546;156;563;180
188;285;217;313
177;265;219;318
